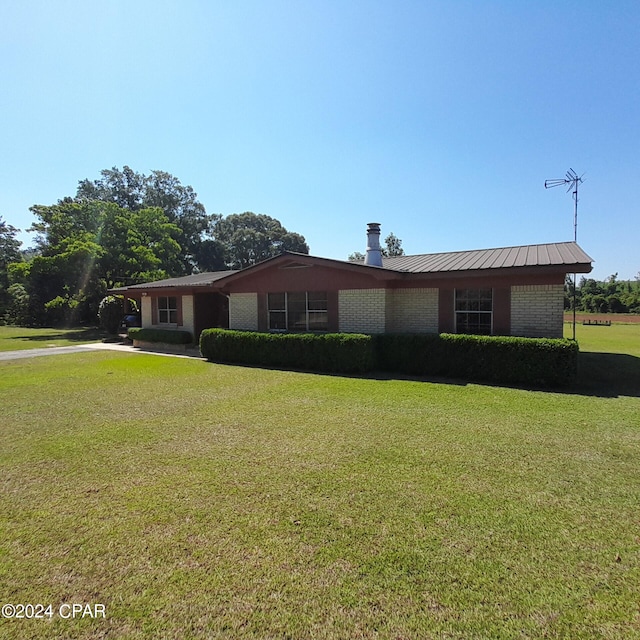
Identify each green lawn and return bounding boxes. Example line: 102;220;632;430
0;326;106;351
0;327;639;638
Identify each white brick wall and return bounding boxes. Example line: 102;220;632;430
511;284;564;338
141;296;152;328
387;288;438;333
229;293;258;331
181;295;195;335
339;289;387;333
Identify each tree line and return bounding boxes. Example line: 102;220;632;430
565;273;640;314
0;166;308;327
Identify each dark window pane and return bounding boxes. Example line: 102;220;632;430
288;292;306;309
307;292;327;310
308;312;329;330
288;311;307;331
269;311;287;330
268;293;285;310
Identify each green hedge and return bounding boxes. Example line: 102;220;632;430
200;329;374;373
128;327;193;345
199;329;578;387
374;333;578;387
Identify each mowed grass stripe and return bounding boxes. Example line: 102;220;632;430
0;330;639;638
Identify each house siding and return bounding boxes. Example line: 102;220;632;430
229;292;259;330
387;288;438;333
510;284;564;338
181;295;195;336
339;289;387;333
141;296;152;328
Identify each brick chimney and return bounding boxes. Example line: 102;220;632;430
364;222;383;267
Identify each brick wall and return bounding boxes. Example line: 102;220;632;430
229;292;258;330
141;296;152;328
510;284;564;338
338;289;387;333
181;295;195;335
387;288;438;333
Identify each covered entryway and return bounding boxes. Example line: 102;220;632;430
193;292;229;341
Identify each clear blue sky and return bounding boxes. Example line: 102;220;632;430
1;1;638;280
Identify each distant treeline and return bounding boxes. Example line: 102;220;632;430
565;274;640;313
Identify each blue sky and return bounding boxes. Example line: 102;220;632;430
1;0;638;280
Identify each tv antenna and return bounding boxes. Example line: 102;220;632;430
544;168;584;242
545;168;585;340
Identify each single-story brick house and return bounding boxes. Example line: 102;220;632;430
112;223;593;340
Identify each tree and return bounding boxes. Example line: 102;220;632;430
20;199;181;325
213;212;309;270
564;274;576;310
98;204;182;288
605;273;619;296
0;217;22;318
382;232;404;257
348;251;365;262
5;283;29;325
76;166;215;272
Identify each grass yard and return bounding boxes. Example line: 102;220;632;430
0;326;106;351
0;327;639;638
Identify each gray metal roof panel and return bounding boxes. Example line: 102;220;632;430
379;242;592;273
124;270;238;289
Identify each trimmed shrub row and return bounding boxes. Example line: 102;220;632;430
200;329;373;373
128;327;193;345
200;329;578;387
375;333;578;387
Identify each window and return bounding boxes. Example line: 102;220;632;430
268;292;328;332
158;296;178;324
455;289;492;335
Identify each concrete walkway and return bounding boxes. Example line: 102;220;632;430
0;342;204;361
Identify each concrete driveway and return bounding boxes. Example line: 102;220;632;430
0;342;202;361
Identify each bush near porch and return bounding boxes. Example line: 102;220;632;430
200;329;578;387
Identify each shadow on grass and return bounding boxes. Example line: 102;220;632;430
202;351;640;399
366;353;640;398
571;352;640;398
9;327;107;343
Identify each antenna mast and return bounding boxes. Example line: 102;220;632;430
545;168;583;241
545;168;585;340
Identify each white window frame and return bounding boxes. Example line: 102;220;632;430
157;296;178;325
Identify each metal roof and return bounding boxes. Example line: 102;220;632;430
376;242;592;273
111;241;592;293
120;270;237;290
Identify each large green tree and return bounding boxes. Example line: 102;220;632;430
19;199;181;325
0;217;22;317
76;166;215;272
213;212;309;270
